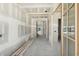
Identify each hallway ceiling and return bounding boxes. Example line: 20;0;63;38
17;3;54;13
18;3;54;8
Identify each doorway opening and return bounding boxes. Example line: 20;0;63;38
36;21;46;38
58;18;61;42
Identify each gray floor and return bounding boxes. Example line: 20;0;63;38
23;36;61;56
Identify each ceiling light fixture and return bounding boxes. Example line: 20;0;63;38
45;10;48;12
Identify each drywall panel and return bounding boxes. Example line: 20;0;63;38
0;22;9;44
53;12;61;42
49;15;54;46
0;13;29;56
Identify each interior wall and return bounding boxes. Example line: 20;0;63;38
0;14;30;56
0;4;30;56
49;15;53;46
49;12;61;46
31;18;37;38
53;12;61;42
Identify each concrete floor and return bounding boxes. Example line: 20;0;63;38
23;36;61;56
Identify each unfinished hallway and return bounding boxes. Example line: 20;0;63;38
0;3;79;56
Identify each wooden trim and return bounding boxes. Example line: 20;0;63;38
63;3;68;16
52;3;61;15
64;35;75;42
68;37;75;42
62;3;69;56
66;3;69;56
77;3;79;56
63;3;74;16
68;3;74;9
61;3;64;56
75;3;77;56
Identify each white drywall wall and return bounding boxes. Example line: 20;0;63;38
53;12;61;42
0;14;29;56
49;12;61;46
31;18;36;38
49;15;54;46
